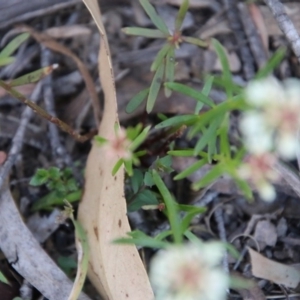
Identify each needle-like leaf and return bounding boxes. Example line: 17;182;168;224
126;88;149;114
151;43;172;71
122;27;166;38
175;0;190;31
147;63;165;113
182;36;207;47
9;64;58;87
0;33;30;58
139;0;170;35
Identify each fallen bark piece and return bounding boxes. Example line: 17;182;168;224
0;182;91;300
78;0;154;299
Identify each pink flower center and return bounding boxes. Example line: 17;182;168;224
111;135;127;151
171;263;201;292
280;108;300;132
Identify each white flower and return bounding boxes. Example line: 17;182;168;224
245;76;284;107
258;181;276;202
238;153;279;202
239;112;273;154
276;132;299;160
149;242;229;300
241;77;300;159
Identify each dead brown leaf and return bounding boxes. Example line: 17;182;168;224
45;25;92;39
77;0;154;299
248;3;269;53
249;247;300;288
253;220;277;250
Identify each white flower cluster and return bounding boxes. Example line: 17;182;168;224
238;153;279;201
239;77;300;201
149;242;229;300
240;77;300;159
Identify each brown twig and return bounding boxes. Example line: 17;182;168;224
238;2;268;69
19;25;101;126
214;203;229;275
264;0;300;64
0;79;96;143
41;48;72;167
0;0;81;29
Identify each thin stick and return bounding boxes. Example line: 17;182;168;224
0;79;96;143
214;204;229;275
273;160;300;198
221;0;255;79
41;48;72;166
264;0;300;63
0;82;42;191
238;2;268;69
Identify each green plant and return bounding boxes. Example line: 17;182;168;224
0;33;29;67
30;167;81;211
116;157;207;246
124;0;207;113
126;168;159;212
0;270;9;285
121;0;285;203
115;4;288;296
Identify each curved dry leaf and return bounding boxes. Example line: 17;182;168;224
68;215;89;300
248;3;269;53
77;0;153;299
249;247;300;288
45;25;91;39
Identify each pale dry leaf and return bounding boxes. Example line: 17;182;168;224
68;218;89;300
253;220;277;250
77;0;153;299
249;247;300;288
276;217;288;238
248;3;269;53
0;151;6;165
45;25;92;39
